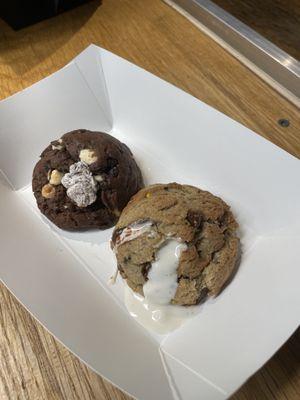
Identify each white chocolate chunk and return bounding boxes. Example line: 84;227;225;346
79;149;98;165
49;169;64;185
51;139;65;151
94;174;104;182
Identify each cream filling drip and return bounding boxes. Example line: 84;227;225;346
143;240;187;305
112;224;201;334
124;239;200;334
125;286;200;335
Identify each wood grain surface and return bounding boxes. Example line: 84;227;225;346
0;1;299;399
213;0;300;61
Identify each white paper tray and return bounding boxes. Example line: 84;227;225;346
0;45;299;400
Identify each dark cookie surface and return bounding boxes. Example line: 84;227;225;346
32;129;143;230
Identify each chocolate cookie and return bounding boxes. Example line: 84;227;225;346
32;129;143;230
111;183;240;306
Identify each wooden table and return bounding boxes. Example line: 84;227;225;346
213;0;300;61
0;1;299;399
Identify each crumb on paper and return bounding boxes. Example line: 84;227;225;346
108;268;119;285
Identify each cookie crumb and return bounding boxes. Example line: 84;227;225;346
108;268;119;285
94;174;104;182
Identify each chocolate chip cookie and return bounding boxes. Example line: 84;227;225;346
111;183;240;306
32;129;143;230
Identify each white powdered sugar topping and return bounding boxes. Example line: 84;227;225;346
61;161;98;207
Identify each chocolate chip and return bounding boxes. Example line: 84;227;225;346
141;262;151;280
106;157;118;170
110;166;119;177
187;210;203;229
118;264;124;273
218;212;227;225
117;264;126;279
112;228;122;245
197;287;209;304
